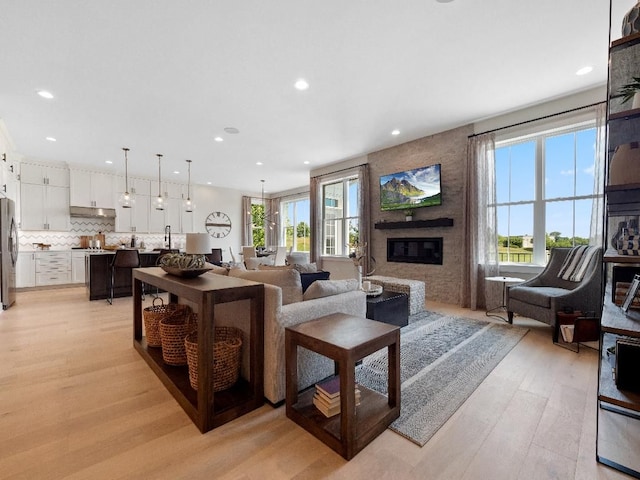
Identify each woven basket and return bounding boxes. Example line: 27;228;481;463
159;312;196;366
143;298;191;348
184;326;243;391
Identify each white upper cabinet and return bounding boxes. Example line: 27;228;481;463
19;161;70;231
69;170;115;208
20;162;69;187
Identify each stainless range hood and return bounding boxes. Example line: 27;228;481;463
69;206;117;218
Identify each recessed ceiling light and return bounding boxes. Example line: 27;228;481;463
37;90;54;99
207;181;212;185
303;161;310;165
576;66;593;76
224;127;239;134
105;160;113;164
173;170;180;174
391;129;400;136
436;0;454;3
256;162;263;166
294;79;309;90
214;136;224;142
46;136;56;142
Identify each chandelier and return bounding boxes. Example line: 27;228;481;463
183;159;195;213
152;153;165;211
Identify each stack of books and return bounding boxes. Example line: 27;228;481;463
312;376;361;418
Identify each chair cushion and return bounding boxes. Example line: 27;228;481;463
300;271;331;292
509;286;573;308
303;279;359;301
228;268;303;305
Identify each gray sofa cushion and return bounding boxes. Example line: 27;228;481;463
508;286;574;308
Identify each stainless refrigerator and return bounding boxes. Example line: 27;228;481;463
0;197;18;309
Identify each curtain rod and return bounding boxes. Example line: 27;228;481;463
468;100;604;139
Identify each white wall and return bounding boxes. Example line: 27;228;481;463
191;183;245;263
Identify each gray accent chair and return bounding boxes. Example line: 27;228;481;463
506;247;603;326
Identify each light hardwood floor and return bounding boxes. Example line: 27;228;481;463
0;287;630;479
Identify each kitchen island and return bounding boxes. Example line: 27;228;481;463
85;250;160;300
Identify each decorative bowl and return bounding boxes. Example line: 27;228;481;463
161;266;213;278
363;284;383;297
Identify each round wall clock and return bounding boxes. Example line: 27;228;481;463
205;211;232;238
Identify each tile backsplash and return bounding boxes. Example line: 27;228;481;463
19;218;185;250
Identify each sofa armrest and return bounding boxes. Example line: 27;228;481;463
264;289;366;403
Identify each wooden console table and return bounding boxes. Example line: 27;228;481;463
133;267;264;433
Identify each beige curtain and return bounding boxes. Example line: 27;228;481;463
309;176;321;264
462;133;499;310
266;197;280;248
590;103;606;246
358;164;371;276
241;196;253;246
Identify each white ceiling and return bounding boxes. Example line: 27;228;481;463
0;1;630;194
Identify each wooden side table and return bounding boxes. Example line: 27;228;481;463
285;313;400;460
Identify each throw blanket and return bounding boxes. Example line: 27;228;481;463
557;245;598;282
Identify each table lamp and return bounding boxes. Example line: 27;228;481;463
185;233;210;266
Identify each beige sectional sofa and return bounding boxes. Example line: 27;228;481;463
208;266;366;404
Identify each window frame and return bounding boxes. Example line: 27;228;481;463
494;119;597;267
280;193;310;252
320;174;360;257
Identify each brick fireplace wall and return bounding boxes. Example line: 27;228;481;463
367;124;472;305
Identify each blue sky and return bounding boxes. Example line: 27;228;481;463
495;128;596;239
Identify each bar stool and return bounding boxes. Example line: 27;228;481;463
107;249;142;305
209;248;223;265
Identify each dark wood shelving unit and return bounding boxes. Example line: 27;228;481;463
598;18;640;476
133;267;265;433
374;217;454;229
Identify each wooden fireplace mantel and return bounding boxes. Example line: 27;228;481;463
374;218;454;229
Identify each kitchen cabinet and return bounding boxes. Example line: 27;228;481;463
70;170;115;208
115;176;150;233
149;181;184;233
35;251;71;285
596;19;640;478
72;251;86;284
20;162;69;187
20;182;69;231
16;252;35;288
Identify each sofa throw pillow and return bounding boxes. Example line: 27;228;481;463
557;245;599;282
300;271;330;292
228;268;303;305
258;264;294;271
293;262;318;273
303;278;359;301
285;252;309;266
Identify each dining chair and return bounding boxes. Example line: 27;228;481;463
242;246;257;261
209;248;223;265
274;246;287;266
107;249;142;305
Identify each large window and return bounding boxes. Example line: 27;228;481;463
281;196;310;252
322;176;359;256
495;123;597;265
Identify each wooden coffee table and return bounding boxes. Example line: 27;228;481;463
285;313;400;460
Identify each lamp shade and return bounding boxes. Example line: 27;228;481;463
185;233;210;254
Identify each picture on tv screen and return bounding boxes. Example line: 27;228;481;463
379;163;442;211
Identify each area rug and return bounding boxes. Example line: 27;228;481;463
355;311;529;446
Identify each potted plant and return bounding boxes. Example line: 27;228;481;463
403;209;415;221
619;76;640;109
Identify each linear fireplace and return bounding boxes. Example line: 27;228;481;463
387;237;443;265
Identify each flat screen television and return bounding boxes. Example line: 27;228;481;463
379;163;442;211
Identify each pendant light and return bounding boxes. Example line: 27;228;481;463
183;159;195;213
118;147;135;208
153;153;165;211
